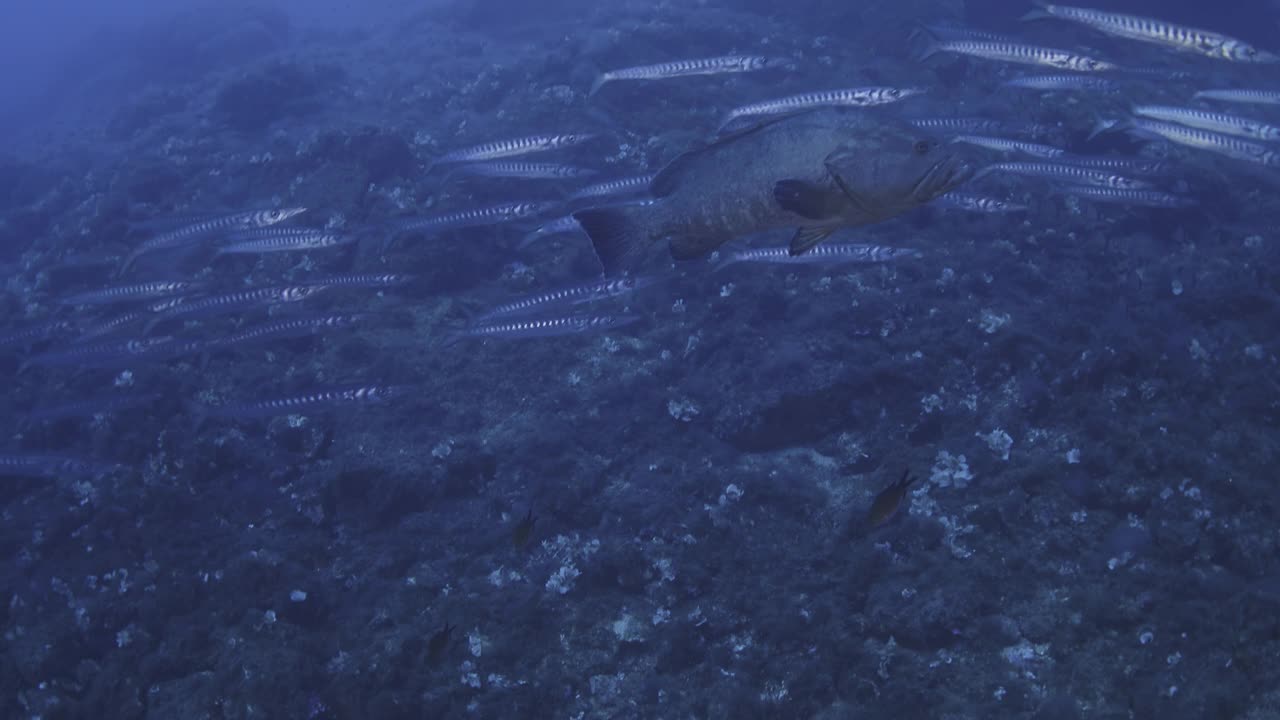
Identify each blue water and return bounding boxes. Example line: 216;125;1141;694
3;1;1280;718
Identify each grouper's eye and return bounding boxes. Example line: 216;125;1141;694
913;140;932;155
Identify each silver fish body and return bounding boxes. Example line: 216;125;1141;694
980;161;1151;189
475;277;655;322
1003;74;1119;92
919;39;1115;71
951;135;1066;158
1118;117;1280;165
591;55;793;96
519;215;584;249
122;208;306;271
0;454;120;478
450;313;641;343
215;231;354;256
719;87;925;131
59;281;200;307
714;243;919;271
214;313;372;349
391;201;559;236
203;384;411;418
148;286;329;327
434;134;596;165
1023;3;1279;63
1193;89;1280;106
568;174;656;203
933;192;1028;213
451;162;598;180
1055;185;1196;208
1132;105;1280;142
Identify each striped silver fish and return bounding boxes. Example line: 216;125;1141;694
0;320;75;349
719;87;925;131
475;276;657;322
0;454;120;478
18;336;197;373
908;117;1057;139
951;135;1066;159
214;313;372;349
447;313;640;344
29;393;156;422
918;39;1115;71
1022;3;1279;63
451;162;598;180
122;208;306;271
1132;105;1280;142
519;215;585;250
714;243;918;271
911;24;1016;43
1113;117;1280;166
1056;155;1170;175
1193;89;1280;106
73;310;150;343
1055;185;1196;208
1003;74;1119;92
59;281;200;307
568;175;656;203
590;55;794;96
433;134;596;166
147;286;330;328
215;231;353;256
200;383;410;419
295;273;413;288
933;192;1028;213
979;162;1151;189
390;201;559;237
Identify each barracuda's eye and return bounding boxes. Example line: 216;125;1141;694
914;140;932;155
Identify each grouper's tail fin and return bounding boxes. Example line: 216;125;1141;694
572;204;654;277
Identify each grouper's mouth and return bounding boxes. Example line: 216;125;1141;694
910;154;975;203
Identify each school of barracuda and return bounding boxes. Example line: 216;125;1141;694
4;1;1280;476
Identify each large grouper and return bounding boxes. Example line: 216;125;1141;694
573;109;976;276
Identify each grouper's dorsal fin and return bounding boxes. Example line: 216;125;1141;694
650;114;801;198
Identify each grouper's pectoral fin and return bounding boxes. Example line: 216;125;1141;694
823;158;876;220
789;226;837;256
774;179;838;220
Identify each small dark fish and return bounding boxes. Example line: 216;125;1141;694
868;469;917;528
512;509;537;549
427;622;455;663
